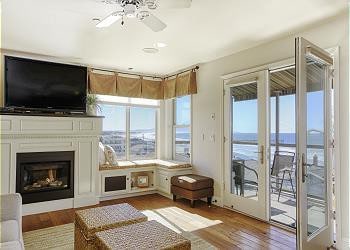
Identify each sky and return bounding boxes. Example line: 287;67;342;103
233;91;324;134
99;105;156;131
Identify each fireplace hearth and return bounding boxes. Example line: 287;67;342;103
16;151;74;204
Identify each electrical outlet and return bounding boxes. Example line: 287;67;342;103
210;134;215;142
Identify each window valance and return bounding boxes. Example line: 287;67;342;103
88;68;197;100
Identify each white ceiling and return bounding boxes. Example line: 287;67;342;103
2;0;347;75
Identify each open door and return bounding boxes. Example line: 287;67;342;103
295;37;334;249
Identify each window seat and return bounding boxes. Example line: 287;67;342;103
99;160;191;171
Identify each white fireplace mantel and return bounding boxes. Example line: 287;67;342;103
0;114;103;215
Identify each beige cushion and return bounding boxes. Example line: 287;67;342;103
0;220;20;242
0;241;22;250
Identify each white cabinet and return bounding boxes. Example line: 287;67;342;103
99;166;157;198
98;164;193;199
157;171;170;194
156;168;193;196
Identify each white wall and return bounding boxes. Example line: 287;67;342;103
191;12;349;248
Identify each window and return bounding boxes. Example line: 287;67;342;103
130;107;157;160
98;96;159;161
173;95;191;162
99;105;127;159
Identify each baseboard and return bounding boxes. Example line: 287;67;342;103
74;195;99;208
99;191;157;202
23;198;74;215
198;196;223;207
339;237;350;250
157;191;172;199
210;196;223;207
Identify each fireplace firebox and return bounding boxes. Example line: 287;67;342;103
16;151;74;204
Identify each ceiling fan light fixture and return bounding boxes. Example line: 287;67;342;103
96;13;122;28
124;4;137;18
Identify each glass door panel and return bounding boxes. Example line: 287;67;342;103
231;82;259;200
296;37;333;249
306;58;327;236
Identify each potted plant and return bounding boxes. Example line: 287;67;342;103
86;94;101;115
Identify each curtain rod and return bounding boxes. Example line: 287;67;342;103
90;65;199;80
165;66;199;79
90;67;163;79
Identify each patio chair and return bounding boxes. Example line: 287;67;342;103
232;160;258;196
271;151;296;201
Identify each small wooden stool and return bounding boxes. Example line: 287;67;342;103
74;203;147;249
171;174;214;208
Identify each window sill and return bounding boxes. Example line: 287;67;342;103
99;159;192;171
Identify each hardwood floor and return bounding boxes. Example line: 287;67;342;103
22;194;296;249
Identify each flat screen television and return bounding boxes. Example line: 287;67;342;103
5;56;87;113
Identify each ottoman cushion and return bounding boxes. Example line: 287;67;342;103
95;220;191;250
171;174;214;191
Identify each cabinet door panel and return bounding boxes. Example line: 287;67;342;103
157;172;170;194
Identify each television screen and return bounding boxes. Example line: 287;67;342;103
5;56;87;113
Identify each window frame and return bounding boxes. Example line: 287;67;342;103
172;95;192;163
98;98;159;161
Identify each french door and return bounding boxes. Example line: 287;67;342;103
223;70;269;221
296;37;334;249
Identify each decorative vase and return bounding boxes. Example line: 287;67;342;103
87;105;96;116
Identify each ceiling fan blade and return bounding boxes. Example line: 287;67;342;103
141;14;167;32
96;13;122;28
161;0;192;8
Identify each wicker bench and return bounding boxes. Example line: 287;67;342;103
74;203;147;249
95;220;191;250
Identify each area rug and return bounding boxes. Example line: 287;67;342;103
24;219;217;250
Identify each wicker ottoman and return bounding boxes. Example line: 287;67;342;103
171;174;214;208
74;203;147;250
95;220;191;250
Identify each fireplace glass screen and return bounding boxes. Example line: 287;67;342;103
22;161;70;193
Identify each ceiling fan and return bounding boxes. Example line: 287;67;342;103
96;0;192;32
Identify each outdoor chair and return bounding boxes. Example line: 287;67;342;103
232;160;258;196
270;151;296;201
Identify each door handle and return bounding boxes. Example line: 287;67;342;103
301;153;308;183
257;145;264;165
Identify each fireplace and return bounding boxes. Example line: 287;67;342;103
16;151;74;204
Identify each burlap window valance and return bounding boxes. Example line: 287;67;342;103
141;78;164;99
88;68;197;100
117;75;142;98
88;71;117;95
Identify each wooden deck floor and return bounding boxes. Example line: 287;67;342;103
22;194;296;249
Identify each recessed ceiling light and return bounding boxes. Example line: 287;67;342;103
142;48;159;54
155;42;167;48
